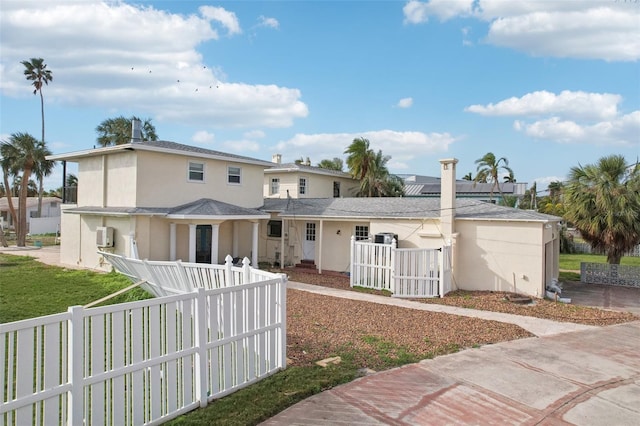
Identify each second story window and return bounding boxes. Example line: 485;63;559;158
333;181;340;198
228;166;241;184
188;161;204;182
299;177;307;195
271;178;280;195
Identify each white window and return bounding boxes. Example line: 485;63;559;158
333;181;340;198
228;166;241;184
188;161;204;182
299;177;307;195
271;178;280;195
267;220;282;237
355;225;369;241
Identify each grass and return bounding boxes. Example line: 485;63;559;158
559;253;640;272
0;253;152;323
2;233;60;247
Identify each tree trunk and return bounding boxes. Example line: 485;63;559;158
0;224;7;247
3;172;18;239
607;250;622;265
17;166;33;247
38;89;45;218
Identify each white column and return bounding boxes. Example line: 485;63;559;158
232;222;239;258
280;219;286;267
318;219;324;274
188;224;196;263
252;221;259;267
169;223;177;261
211;223;220;264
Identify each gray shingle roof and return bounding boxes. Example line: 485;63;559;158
263;197;560;222
64;199;268;218
265;162;354;178
141;141;273;166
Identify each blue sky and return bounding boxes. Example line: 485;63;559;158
1;0;638;192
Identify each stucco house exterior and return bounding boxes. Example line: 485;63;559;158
48;140;273;271
0;196;62;234
264;154;359;199
260;159;561;298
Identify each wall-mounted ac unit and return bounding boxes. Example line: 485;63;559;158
96;226;114;247
374;233;398;244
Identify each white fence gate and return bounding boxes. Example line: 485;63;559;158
0;257;287;426
350;237;452;298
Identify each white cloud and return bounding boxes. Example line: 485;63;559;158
396;97;413;108
519;112;640;146
466;90;621;121
0;1;308;129
403;1;640;61
222;139;260;152
258;16;279;29
199;6;242;36
273;130;458;171
192;130;215;144
244;130;266;139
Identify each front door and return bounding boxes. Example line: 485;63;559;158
196;225;212;263
303;222;316;261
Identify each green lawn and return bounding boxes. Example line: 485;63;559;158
559;253;640;271
0;253;152;323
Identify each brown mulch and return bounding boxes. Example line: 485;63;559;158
282;269;637;367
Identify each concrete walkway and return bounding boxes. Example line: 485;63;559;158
263;321;640;425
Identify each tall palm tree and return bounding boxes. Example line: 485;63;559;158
564;155;640;264
0;133;40;246
95;116;158;146
317;157;344;171
474;152;513;201
22;58;53;216
345;138;404;197
462;172;473;181
32;142;55;217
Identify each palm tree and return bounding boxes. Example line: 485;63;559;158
462;172;473;181
0;133;40;246
22;58;53;216
564;155;640;264
474;152;513;201
344;137;404;197
32;142;54;217
95;116;158;146
317;157;344;171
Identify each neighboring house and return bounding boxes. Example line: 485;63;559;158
260;159;560;298
0;197;62;234
402;174;527;204
48;139;273;271
264;154;359;199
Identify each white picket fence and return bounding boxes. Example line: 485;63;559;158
0;256;287;426
349;237;452;298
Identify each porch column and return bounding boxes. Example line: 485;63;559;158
211;223;220;264
188;224;196;263
169;222;176;261
280;219;286;267
252;221;259;267
318;219;324;274
232;222;239;258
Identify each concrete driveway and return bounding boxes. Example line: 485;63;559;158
561;281;640;315
263;321;640;425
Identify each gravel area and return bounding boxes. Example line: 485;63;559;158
283;269;637;368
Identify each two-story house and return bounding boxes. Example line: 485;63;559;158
48;138;273;271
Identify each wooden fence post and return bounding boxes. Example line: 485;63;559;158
242;257;251;284
390;239;397;294
225;255;234;286
350;236;355;287
67;306;84;426
194;288;209;407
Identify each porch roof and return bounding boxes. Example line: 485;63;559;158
262;197;561;222
64;198;269;220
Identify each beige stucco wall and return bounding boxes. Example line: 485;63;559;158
369;219;444;250
264;172;358;198
77;153;137;207
135;152;265;208
454;220;546;298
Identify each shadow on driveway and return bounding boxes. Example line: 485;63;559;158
561;281;640;315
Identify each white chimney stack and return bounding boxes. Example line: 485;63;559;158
272;153;282;164
131;118;142;143
439;158;458;240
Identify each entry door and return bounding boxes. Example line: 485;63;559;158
303;222;316;261
196;225;212;263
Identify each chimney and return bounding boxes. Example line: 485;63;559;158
439;158;458;240
272;153;282;164
131;118;142;143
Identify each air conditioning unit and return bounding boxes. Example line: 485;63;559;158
96;226;114;247
374;233;398;244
